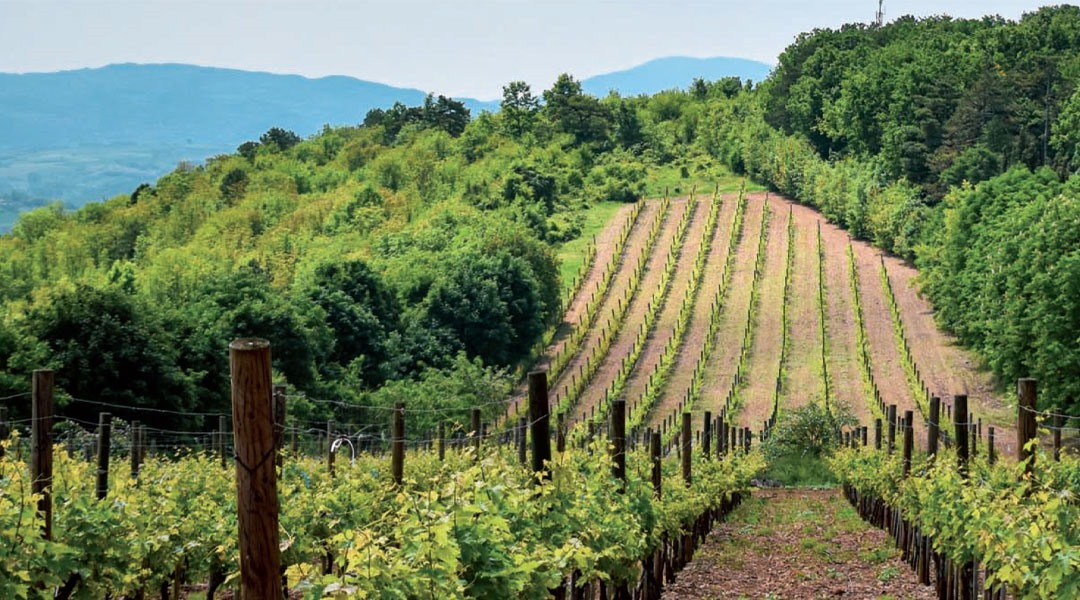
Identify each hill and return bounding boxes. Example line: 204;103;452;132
580;56;772;97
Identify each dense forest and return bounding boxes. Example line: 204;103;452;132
4;4;1080;426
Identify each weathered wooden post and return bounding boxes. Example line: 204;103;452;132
218;416;228;470
131;419;143;478
528;372;552;480
437;422;445;462
927;396;940;458
744;427;751;453
702;411;712;458
517;417;528;466
681;413;692;486
391;402;405;487
96;413;112;501
886;404;897;454
954;395;969;478
611;399;626;490
326;421;335;477
471;408;482;461
32;369;53;539
874;418;882;451
0;406;8;458
988;427;996;465
273;384;286;469
229;338;282;600
1017;379;1037;490
1053;413;1063;462
902;410;913;477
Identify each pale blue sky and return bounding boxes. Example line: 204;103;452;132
0;1;1056;100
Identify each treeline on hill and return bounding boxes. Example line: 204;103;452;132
710;5;1080;411
0;76;745;432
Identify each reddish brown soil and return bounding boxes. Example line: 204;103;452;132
883;259;1014;453
621;194;715;428
663;488;936;600
553;200;664;423
568;198;687;425
737;194;788;432
818;219;877;430
780;199;827;413
851;239;926;445
658;194;739;430
671;195;766;429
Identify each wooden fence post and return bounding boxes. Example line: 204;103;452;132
1053;414;1063;462
517;417;528;466
32;369;53;540
1017;379;1037;491
96;413;112;501
902;410;913;477
682;413;692;486
437;422;445;462
528;372;552;480
703;411;712;458
471;408;482;461
131;419;142;478
651;431;662;499
611;399;627;491
988;427;996;465
0;406;8;458
273;384;286;469
928;396;940;458
229;338;282;600
391;402;405;487
218;416;227;470
954;395;969;478
886;404;897;454
874;418;882;451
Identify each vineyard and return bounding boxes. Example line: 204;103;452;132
5;188;1075;599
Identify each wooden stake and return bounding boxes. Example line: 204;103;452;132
471;408;482;461
902;410;913;477
1017;379;1037;491
611;399;626;490
229;338;282;600
682;413;692;486
928;396;940;458
96;413;112;501
391;402;404;487
954;395;969;478
703;411;712;458
651;431;662;499
437;422;445;462
32;369;53;540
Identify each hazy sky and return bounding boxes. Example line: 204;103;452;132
0;1;1056;99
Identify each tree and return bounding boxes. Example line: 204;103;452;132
24;285;198;428
501;80;539;137
542;73;612;145
219;167;249;202
422;94;471;137
259;127;302;151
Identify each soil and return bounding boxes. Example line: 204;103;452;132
566;198;684;425
662;488;937;600
737;193;789;432
779;198;827;413
670;195;765;429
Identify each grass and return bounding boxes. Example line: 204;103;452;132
556;200;626;292
760;453;838;487
642;160;764;199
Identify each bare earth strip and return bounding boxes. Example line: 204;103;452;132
568;198;688;425
663;195;739;426
819;219;876;428
780;199;826;412
883;259;1015;450
552;200;663;419
650;194;738;428
662;489;936;600
735;194;788;432
604;195;708;424
692;196;766;426
505;203;638;420
852;237;924;444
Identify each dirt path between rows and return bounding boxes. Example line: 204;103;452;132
554;200;663;423
659;194;739;430
780;199;827;413
662;488;936;600
568;198;686;425
883;259;1014;451
818;222;876;428
677;195;765;428
736;194;788;432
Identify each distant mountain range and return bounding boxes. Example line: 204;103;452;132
0;57;772;229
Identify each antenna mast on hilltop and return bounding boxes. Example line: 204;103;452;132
875;0;885;26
